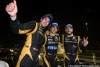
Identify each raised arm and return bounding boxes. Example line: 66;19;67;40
5;0;36;34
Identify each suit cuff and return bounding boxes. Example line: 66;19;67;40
10;15;17;21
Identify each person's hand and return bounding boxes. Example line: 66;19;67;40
5;0;18;17
45;30;50;35
82;37;89;47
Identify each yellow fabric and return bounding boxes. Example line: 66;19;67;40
16;22;38;67
42;34;50;67
67;33;74;37
42;33;60;67
62;34;70;61
75;36;82;62
49;32;57;36
19;29;31;34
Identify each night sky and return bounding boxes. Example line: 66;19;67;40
1;0;100;48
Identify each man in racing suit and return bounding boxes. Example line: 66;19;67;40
61;24;89;67
5;0;53;67
43;22;63;67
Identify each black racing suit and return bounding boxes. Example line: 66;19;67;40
43;34;63;67
10;18;45;67
61;34;87;67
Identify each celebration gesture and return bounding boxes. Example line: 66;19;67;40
5;0;18;17
82;37;89;46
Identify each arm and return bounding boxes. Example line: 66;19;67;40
10;16;36;34
5;0;36;34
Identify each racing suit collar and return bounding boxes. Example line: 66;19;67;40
66;33;74;37
49;32;58;36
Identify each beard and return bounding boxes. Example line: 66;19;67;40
66;32;73;35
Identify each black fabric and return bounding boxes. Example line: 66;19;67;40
44;55;58;67
10;19;45;67
61;34;87;66
65;58;79;67
10;18;36;34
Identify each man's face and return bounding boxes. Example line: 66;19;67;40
50;26;58;34
65;26;73;35
40;17;50;27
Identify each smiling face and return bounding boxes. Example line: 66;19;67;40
40;17;50;27
50;26;58;34
65;26;73;35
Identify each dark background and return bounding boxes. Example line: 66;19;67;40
1;0;100;48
